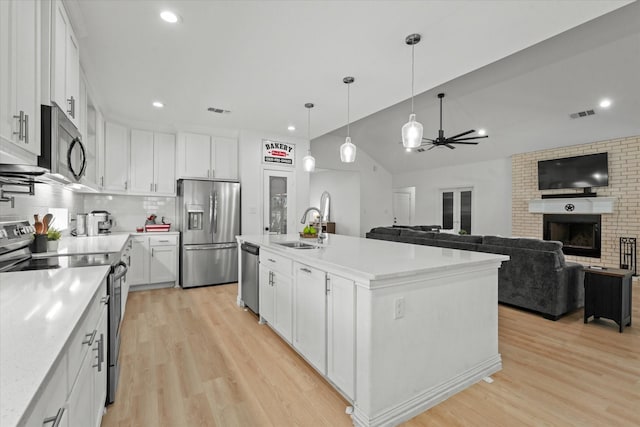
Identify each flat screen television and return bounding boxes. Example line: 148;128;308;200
538;152;608;190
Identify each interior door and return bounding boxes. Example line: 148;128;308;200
392;192;411;225
263;169;295;235
440;187;473;234
212;181;240;243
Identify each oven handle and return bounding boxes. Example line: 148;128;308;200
113;261;128;280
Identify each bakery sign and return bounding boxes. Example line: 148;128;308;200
262;139;295;166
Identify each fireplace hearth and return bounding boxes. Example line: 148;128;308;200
543;214;601;258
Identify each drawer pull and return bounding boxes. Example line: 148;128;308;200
300;267;312;273
43;407;65;426
268;258;276;263
82;329;97;346
157;240;170;243
100;295;110;305
93;333;104;372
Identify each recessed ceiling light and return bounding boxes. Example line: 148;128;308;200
599;99;612;108
152;101;164;108
287;125;295;131
160;10;179;23
478;129;486;136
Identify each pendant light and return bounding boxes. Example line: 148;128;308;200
401;33;423;149
340;76;356;163
302;103;316;172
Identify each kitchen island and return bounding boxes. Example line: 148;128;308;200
236;233;508;427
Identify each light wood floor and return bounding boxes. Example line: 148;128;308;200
102;282;640;427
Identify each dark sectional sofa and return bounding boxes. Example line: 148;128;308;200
366;226;584;320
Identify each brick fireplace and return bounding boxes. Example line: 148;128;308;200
512;135;639;268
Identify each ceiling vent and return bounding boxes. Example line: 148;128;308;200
569;109;595;119
207;107;231;114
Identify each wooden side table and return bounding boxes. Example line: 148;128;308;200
583;267;633;333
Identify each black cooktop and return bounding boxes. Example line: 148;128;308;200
8;253;118;272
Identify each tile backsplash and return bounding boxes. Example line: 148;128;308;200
84;194;176;232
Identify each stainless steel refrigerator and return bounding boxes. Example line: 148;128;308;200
177;178;240;288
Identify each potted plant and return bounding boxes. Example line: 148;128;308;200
47;227;62;252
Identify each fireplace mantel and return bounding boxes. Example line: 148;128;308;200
528;197;616;214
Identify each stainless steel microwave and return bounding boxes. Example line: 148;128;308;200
38;104;86;182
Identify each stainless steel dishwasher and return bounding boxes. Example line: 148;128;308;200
241;243;260;314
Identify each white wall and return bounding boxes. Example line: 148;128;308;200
309;170;360;236
83;194;176;232
239;130;310;236
311;134;393;236
392;157;512;236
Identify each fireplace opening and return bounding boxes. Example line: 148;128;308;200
543;214;601;258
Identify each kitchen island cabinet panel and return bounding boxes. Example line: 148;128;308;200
327;273;355;399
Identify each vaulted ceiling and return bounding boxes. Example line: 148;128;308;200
72;0;632;149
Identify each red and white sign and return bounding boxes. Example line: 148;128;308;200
262;139;295;166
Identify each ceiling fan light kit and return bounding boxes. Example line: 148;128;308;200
402;33;424;149
302;102;316;172
340;76;357;163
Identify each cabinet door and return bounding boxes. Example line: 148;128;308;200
154;132;176;194
65;28;79;126
96;110;105;187
0;0;13;145
213;137;238;179
22;354;68;427
327;274;355;399
274;271;293;343
294;263;327;373
128;237;149;286
259;265;275;324
182;133;211;178
67;348;94;427
92;307;107;427
149;245;176;284
103;122;129;191
14;0;40;155
129;129;154;193
52;1;67;111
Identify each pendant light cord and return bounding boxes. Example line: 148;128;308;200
307;107;311;154
347;83;351;137
411;43;415;114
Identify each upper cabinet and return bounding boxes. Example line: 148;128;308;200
130;129;176;195
0;0;41;157
103;122;129;192
51;0;79;126
177;133;238;180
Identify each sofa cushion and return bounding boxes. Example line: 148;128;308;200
399;229;437;239
416;225;442;231
483;236;566;266
436;233;483;244
369;227;401;236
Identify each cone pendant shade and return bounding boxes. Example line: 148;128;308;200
302;154;316;172
402;113;423;148
340;137;356;163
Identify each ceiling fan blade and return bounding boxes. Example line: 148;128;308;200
445;144;456;149
422;138;436;142
449;136;488;142
427;145;436;151
446;130;475;140
448;141;479;145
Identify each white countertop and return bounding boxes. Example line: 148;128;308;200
238;234;508;282
32;231;180;257
0;266;111;427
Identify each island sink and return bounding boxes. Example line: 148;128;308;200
275;241;318;249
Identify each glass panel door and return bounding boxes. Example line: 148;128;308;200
263;170;295;235
440;188;473;234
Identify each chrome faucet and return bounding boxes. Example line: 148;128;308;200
300;207;325;243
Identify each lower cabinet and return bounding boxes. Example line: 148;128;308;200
21;279;108;427
257;249;355;400
128;234;178;288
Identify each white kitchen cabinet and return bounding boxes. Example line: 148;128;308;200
128;235;149;286
149;239;177;284
66;342;93;427
177;133;238;179
103;121;129;191
259;264;275;324
82;89;102;188
326;273;355;399
0;0;41;156
130;129;176;195
21;352;68;427
51;0;79;126
259;249;293;343
92;308;108;427
293;262;327;374
213;136;238;179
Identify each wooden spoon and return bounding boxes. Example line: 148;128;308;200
43;214;53;234
34;222;44;235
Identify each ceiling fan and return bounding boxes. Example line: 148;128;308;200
419;93;488;150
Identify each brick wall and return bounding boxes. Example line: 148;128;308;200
512;135;639;272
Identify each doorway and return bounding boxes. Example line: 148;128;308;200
392;187;415;226
263;169;295;235
440;187;473;234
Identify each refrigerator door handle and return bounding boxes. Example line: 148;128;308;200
209;193;213;232
184;243;237;251
213;191;218;234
